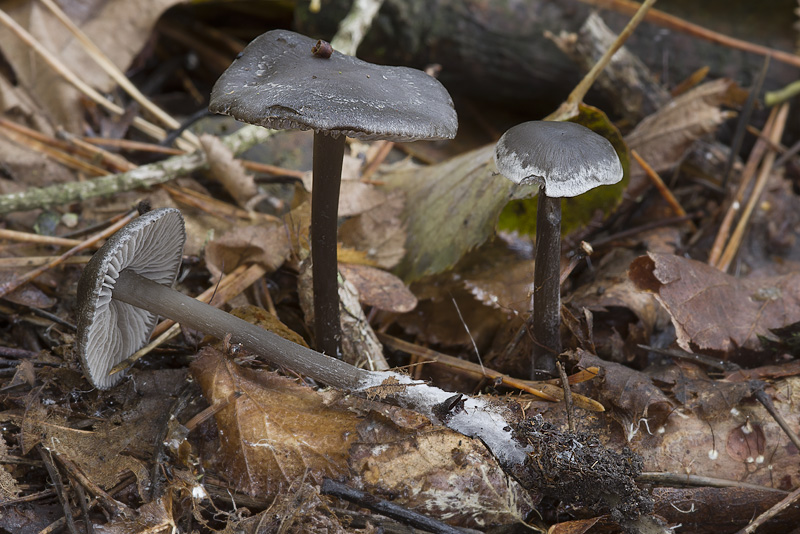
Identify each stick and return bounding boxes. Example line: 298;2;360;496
548;0;657;120
582;0;800;70
39;0;200;148
0;125;273;215
0;210;136;299
718;103;790;272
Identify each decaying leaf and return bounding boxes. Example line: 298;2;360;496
0;435;20;501
204;221;290;281
0;0;184;132
626;79;739;173
190;346;359;497
575;350;674;441
20;370;186;499
630;252;800;354
349;406;536;529
338;189;407;269
567;249;667;362
382;144;516;281
200;134;257;208
339;262;417;313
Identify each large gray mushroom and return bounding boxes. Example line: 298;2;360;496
209;29;457;359
494;121;623;380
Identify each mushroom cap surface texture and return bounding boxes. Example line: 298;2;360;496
76;208;185;389
494;121;623;198
209;30;457;142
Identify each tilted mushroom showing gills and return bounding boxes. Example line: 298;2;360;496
76;208;368;391
208;29;457;359
494;121;623;380
76;208;186;389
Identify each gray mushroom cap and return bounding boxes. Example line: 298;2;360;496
76;208;185;389
494;121;623;198
209;30;457;142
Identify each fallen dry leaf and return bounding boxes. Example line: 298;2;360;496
348;405;535;529
629;252;800;355
20;369;187;499
190;346;359;497
338;189;407;269
625;79;739;174
339;262;417;313
0;0;184;132
382;145;516;281
204;221;290;281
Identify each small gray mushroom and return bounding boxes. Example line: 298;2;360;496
76;207;364;391
209;29;457;359
494;121;623;379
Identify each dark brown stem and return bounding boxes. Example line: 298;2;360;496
532;193;561;380
311;132;346;358
113;269;365;391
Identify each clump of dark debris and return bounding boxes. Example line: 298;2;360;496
517;415;652;523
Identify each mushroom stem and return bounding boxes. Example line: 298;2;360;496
311;131;346;358
532;192;561;380
113;268;364;391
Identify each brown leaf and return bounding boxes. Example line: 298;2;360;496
575;350;674;440
190;346;359;497
0;0;184;132
629;252;800;354
338;189;406;269
204;222;290;280
349;409;535;528
20;370;187;498
339;263;417;313
0;272;56;308
626;79;737;174
548;517;601;534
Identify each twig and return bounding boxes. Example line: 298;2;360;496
361;140;394;181
722;56;770;188
377;332;605;411
751;382;800;454
638;472;787;493
329;0;386;56
718;103;790;272
735;484;800;534
0;121;109;177
631;149;695;231
548;0;657;121
707;106;778;268
38;0;200;148
0;8;192;150
82;137;184;156
55;453;129;516
0;228;83;248
0;124;273;214
557;361;575;432
587;212;700;249
582;0;800;70
37;445;80;534
0;210;136;299
321;478;471;534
